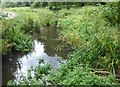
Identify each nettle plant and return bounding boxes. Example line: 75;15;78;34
2;19;34;54
12;27;33;52
47;61;116;85
58;5;119;69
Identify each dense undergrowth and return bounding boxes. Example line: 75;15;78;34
58;5;119;71
54;4;119;84
1;7;56;54
51;4;119;85
6;2;120;85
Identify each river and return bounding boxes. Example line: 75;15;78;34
2;26;67;85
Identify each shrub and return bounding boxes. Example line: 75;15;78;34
57;5;119;72
2;19;33;54
1;39;12;55
48;62;116;85
12;27;33;52
101;2;119;25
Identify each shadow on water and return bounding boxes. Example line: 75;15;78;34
2;26;68;85
36;26;67;58
2;51;23;85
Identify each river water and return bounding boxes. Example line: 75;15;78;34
2;26;67;85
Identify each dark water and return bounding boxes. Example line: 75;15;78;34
2;26;67;85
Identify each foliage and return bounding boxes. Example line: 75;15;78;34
1;17;33;54
1;2;31;8
37;9;56;26
8;58;51;85
48;63;116;85
1;2;101;10
57;5;119;72
1;20;13;54
61;31;83;49
100;2;118;25
1;7;56;54
12;27;33;52
2;7;55;27
14;8;56;34
8;57;116;85
4;2;120;85
31;2;47;8
21;17;39;34
2;2;15;8
1;39;12;55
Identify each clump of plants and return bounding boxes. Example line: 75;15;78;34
20;9;56;34
21;17;41;34
1;39;12;55
12;27;33;52
8;58;51;85
48;63;116;85
1;19;33;54
5;2;120;85
1;20;13;54
37;9;56;26
101;2;119;25
8;56;116;85
57;4;119;69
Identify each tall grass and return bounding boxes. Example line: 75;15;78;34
57;5;119;72
1;7;56;54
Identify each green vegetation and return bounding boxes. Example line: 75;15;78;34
1;2;119;86
0;12;7;19
1;19;33;54
58;5;119;71
8;58;51;85
7;57;116;85
1;7;56;54
48;63;115;85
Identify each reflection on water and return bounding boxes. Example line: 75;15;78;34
37;26;67;57
2;26;67;85
16;40;64;75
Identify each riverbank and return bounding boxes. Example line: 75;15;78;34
1;7;56;54
2;5;120;85
2;7;66;85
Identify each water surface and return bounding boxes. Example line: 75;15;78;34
2;26;67;85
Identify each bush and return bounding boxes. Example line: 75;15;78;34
57;6;119;72
37;9;56;26
2;19;33;54
101;2;119;25
6;4;120;85
31;2;47;8
12;28;33;52
1;20;14;54
1;39;12;55
48;62;116;85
